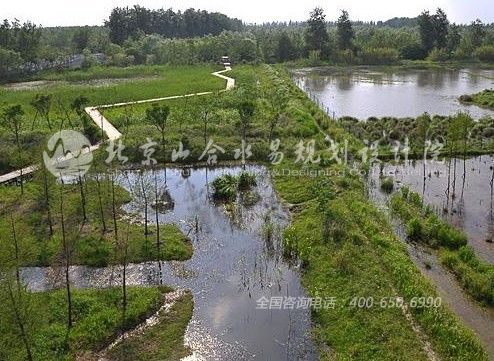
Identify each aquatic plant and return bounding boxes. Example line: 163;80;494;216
211;174;238;202
211;171;257;202
238;171;257;190
380;176;394;193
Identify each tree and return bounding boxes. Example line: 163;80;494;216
70;95;94;138
15;21;41;61
95;174;107;233
1;105;24;150
1;214;34;361
31;94;52;131
238;100;255;144
416;113;431;187
305;7;330;58
276;31;296;62
470;19;486;48
145;103;170;157
72;26;90;52
418;9;449;52
1;105;25;194
433;8;449;49
262;74;289;141
198;95;215;146
446;24;461;53
418;11;435;52
337;10;355;51
0;48;21;78
58;181;73;332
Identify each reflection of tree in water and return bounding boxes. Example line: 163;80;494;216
488;167;494;242
335;74;353;91
150;188;174;212
237;214;285;295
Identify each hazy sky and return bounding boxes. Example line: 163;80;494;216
2;0;493;27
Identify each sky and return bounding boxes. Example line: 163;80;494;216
2;0;493;27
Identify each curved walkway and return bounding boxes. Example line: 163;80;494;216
0;66;235;183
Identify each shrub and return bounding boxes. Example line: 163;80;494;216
211;174;238;202
474;45;494;62
334;49;357;65
238;171;256;190
360;47;400;65
482;127;494;138
427;48;449;62
406;218;423;241
380;177;394;193
437;225;468;249
400;43;427;60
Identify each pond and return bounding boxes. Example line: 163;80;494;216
292;67;494;119
20;165;318;361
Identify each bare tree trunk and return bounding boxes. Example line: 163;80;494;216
452;155;457;199
95;174;106;233
42;166;53;236
10;214;21;295
78;174;87;223
6;280;33;361
59;181;73;331
111;172;128;331
111;173;118;242
140;173;149;238
154;168;161;259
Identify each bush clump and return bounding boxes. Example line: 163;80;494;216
211;174;239;202
360;47;400;65
238;171;257;190
211;171;257;202
380;177;394;193
474;45;494;62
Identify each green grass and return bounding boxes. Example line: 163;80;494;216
460;89;494;109
0;64;225;172
0;286;178;361
0;173;192;267
107;292;193;361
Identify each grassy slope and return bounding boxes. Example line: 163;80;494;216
106;292;193;361
0;286;185;361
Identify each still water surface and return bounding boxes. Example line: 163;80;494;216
293;67;494;119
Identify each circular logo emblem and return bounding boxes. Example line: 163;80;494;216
43;130;93;178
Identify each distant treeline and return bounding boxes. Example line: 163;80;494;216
2;6;494;80
106;5;243;44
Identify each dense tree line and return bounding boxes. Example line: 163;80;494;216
2;7;494;80
106;5;243;44
0;20;42;77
